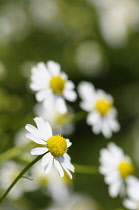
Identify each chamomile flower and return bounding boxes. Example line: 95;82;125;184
123;176;139;210
78;82;120;138
30;61;77;114
25;117;74;179
99;143;134;198
34;102;74;135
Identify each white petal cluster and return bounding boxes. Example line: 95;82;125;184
123;176;139;210
78;82;120;138
30;61;77;114
99;143;133;198
25;117;74;179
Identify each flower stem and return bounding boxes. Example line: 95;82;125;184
0;155;43;204
74;164;98;174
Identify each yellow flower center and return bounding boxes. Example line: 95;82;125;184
50;76;65;95
95;99;112;116
118;160;134;179
47;135;68;157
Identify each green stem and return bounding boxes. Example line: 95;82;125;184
74;164;98;174
0;155;43;204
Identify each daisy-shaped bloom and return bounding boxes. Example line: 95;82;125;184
34;102;74;135
25;117;74;179
123;176;139;210
99;143;134;198
30;61;77;114
78;81;120;138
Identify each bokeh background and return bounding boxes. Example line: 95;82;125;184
0;0;139;209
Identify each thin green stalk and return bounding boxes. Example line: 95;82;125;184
74;164;98;174
0;155;43;204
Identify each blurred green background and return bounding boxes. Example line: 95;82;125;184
0;0;139;209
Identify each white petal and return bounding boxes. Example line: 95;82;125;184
61;163;72;179
47;61;60;76
34;117;52;139
26;133;46;145
54;158;64;177
41;152;52;167
55;97;67;114
65;80;75;90
78;81;95;100
25;124;40;137
63;153;71;161
30;147;48;155
108;180;122;197
80;101;93;112
61;72;68;80
123;199;137;209
63;90;77;102
36;89;50;102
87;112;100;125
92;120;102;134
44;155;53;174
60;156;74;172
66;139;72;147
102;119;112;138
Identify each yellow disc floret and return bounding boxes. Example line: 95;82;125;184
96;99;112;116
47;135;67;157
50;76;65;95
118;160;134;179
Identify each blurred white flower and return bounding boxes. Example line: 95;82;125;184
30;61;77;114
0;3;30;44
31;163;72;203
25;117;74;179
29;0;60;31
0;161;35;199
89;0;139;47
34;102;74;135
78;82;120;138
99;143;134;197
47;193;99;210
123;176;139;210
75;41;107;76
14;128;29;146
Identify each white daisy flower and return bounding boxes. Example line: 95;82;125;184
34;102;74;135
99;142;134;198
25;116;74;179
123;176;139;210
78;81;120;138
30;60;77;114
